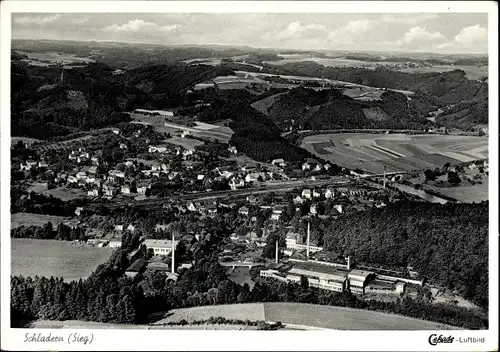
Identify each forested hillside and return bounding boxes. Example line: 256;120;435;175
197;89;314;162
321;201;488;309
261;87;427;131
11;59;234;140
271;63;488;130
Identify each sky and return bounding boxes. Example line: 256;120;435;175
11;13;489;54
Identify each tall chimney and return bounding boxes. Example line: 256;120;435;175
171;233;175;274
307;222;310;258
275;240;279;264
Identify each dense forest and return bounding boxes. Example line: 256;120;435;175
263;87;426;131
320;201;489;309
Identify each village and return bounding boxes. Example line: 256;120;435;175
10;110;486;310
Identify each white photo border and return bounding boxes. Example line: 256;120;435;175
1;2;498;351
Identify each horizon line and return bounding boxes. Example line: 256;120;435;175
10;37;489;57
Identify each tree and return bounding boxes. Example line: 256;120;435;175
424;169;436;182
300;276;309;290
443;162;451;170
447;171;461;186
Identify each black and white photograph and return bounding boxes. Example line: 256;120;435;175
1;2;498;351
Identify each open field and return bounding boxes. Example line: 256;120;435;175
15;51;95;66
263;303;457;330
165;137;204;149
11;238;113;281
27;182;48;193
265;56;399;69
343;87;384;101
129;113;233;143
43;186;85;201
302;133;488;174
421;171;489;203
151;303;457;330
237;70;414;96
11;136;42;146
11;212;70;229
153;303;266;324
396;65;488;81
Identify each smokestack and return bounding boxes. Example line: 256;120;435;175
171;233;175;274
275;240;279;264
307;222;310;258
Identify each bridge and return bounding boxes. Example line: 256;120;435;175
220;262;267;269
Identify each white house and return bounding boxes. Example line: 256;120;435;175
228;146;238;154
293;196;304;204
87;189;99;197
238;206;249;216
334;204;343;214
325;189;333;199
121;185;131;194
148;145;168;153
115;225;124;232
310;204;318;215
271;206;283;221
312;190;321;198
144;239;178;256
76;171;87;180
187;202;197;212
67;176;78;184
127;224;136;232
229;178;245;190
271;159;286;168
112;128;120;135
301;189;312;199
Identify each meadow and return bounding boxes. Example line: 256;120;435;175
129;113;233;143
11;212;70;229
302;133;488;174
11;238;113;282
262;303;457;330
151;303;456;330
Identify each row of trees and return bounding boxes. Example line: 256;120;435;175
11;222;85;242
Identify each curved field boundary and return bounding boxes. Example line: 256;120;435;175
263;303;459;330
151;303;459;330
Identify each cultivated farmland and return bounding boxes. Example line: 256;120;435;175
302;133;488;174
11;238;113;281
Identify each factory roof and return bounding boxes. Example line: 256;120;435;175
348;269;374;280
126;258;147;273
288;267;347;282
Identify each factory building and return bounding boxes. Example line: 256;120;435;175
347;269;375;294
